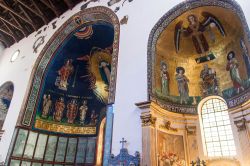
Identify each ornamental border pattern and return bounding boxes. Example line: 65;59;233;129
147;0;250;113
22;6;120;126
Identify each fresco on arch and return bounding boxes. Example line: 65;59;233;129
33;22;114;136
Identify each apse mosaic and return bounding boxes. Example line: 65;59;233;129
0;82;14;130
33;21;114;135
149;3;250;113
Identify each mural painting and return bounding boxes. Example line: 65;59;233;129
149;5;250;112
33;22;114;135
157;130;186;166
0;82;14;130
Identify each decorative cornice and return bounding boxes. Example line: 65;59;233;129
140;114;156;127
226;88;250;109
135;101;151;109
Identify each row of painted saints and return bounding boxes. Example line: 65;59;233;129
54;47;112;102
161;49;249;104
41;95;98;125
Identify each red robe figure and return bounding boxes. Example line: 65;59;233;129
66;99;78;124
56;59;74;90
54;97;65;122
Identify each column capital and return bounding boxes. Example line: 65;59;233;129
140;113;156;127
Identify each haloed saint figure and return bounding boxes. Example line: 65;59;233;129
175;67;189;104
55;59;74;91
226;51;245;94
160;62;170;96
200;64;219;96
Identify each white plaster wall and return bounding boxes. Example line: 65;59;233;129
0;0;250;162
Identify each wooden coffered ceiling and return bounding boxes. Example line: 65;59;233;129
0;0;82;47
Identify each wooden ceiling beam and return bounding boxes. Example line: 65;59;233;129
0;15;25;36
1;20;18;42
0;26;16;42
31;0;49;24
0;37;9;47
8;12;29;37
0;2;33;26
18;4;38;30
40;0;60;17
16;0;48;24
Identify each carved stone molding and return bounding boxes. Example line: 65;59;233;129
234;118;246;131
140;114;156;127
159;120;178;132
186;126;196;135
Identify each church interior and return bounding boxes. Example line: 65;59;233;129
0;0;250;166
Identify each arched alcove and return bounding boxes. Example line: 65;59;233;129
140;0;250;165
148;0;250;113
7;7;120;166
0;81;14;131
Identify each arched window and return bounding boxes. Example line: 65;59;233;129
200;97;236;157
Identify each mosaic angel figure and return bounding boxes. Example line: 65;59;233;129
175;12;226;62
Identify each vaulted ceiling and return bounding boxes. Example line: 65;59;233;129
0;0;83;47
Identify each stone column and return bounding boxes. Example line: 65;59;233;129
103;104;114;166
141;113;157;166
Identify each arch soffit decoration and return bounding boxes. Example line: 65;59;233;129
147;0;250;114
21;6;120;126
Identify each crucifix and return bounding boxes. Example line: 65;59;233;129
120;138;127;149
74;16;82;25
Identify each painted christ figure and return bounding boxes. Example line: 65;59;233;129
98;56;111;86
55;59;74;91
